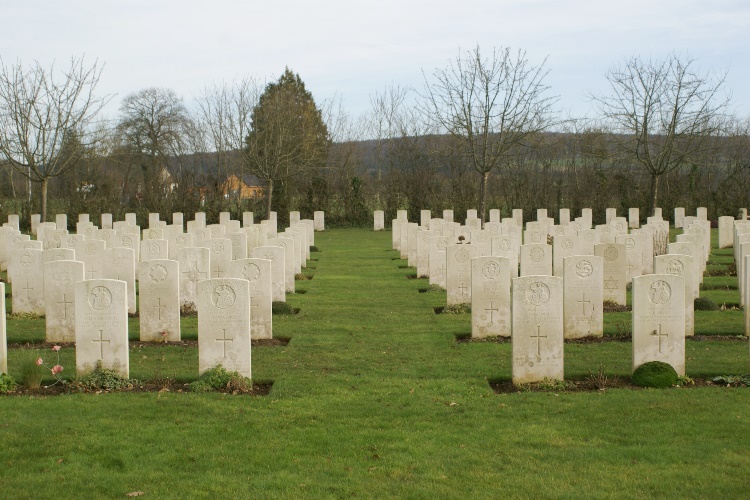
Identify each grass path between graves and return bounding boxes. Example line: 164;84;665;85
1;229;750;498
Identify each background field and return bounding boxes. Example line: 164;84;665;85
1;229;749;498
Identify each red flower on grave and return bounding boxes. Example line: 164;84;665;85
36;358;43;366
52;345;61;352
51;365;63;375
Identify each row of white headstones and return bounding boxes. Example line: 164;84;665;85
0;210;325;380
387;208;750;384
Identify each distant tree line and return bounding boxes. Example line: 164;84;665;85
0;50;747;230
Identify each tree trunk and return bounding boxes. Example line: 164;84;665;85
649;174;660;216
479;170;490;224
40;177;48;222
266;178;273;218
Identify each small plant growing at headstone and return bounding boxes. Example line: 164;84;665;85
518;378;575;392
33;345;65;387
677;375;694;386
587;364;609;390
631;361;678;388
603;300;630;312
310;246;320;252
441;304;471;314
613;322;632;339
272;301;297;315
694;297;719;311
180;303;197;316
190;366;251;394
20;352;44;390
0;373;17;393
69;361;139;393
711;375;750;387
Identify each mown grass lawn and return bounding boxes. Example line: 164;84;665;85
1;228;749;498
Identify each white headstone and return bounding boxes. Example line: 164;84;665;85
56;214;68;231
446;244;475;305
243;212;254;228
416;229;437;278
563;255;603;339
511;275;564;384
228;232;248;261
491;235;520;278
229;258;273;340
655;254;695;336
674;207;685;228
77;239;106;280
11;247;44;315
197;278;251;378
512;209;523;227
30;214;40;236
718;216;734;249
628;208;640;229
194;212;207;228
428;235;449;289
374;211;385;231
552;235;578;277
616;233;644;284
43;247;75;263
471;256;511;338
104;247;136;314
172;212;184;229
520;244;552;277
269;236;295;293
632;274;685;376
313;211;325;231
138;260;180;342
289;211;300;225
489;209;500;223
178;246;210;309
251;246;286;302
44;260;84;342
442;210;453;222
140;239;169;262
199;238;232;278
595;243;627;305
75;279;129;377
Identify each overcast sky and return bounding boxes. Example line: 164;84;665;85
2;0;748;126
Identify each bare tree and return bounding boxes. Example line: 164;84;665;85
195;78;260;210
117;88;194;209
422;46;557;222
593;53;731;214
0;57;108;221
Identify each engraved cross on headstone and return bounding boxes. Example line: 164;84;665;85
93;330;110;359
458;283;468;296
531;325;547;356
153;297;166;320
87;269;96;279
652;323;668;353
578;293;590;315
216;328;234;358
182;260;206;282
485;302;499;325
58;294;73;319
213;264;225;278
23;281;33;299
